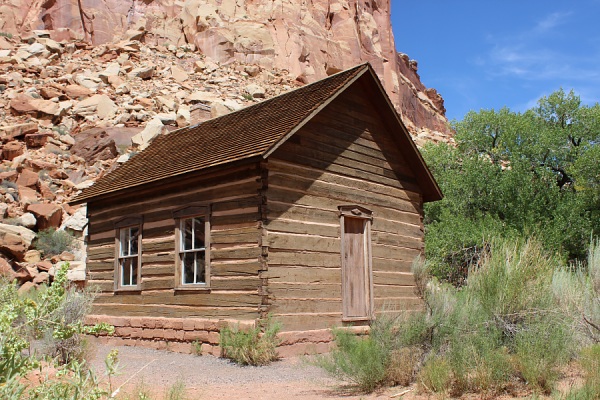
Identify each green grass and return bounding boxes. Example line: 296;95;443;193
220;317;281;366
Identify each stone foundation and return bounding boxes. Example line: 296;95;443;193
85;315;369;357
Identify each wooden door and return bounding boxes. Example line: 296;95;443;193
341;216;372;320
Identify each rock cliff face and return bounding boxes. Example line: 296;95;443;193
0;0;452;143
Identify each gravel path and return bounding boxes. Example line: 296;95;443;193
87;341;396;399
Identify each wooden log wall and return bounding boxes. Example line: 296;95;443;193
86;163;264;322
264;82;425;331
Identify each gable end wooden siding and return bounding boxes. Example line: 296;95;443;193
263;81;424;331
86;163;264;321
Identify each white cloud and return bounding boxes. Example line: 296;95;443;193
479;10;600;83
533;11;572;33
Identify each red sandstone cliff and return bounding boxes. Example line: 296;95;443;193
0;0;452;143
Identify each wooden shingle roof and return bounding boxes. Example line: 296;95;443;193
72;63;442;204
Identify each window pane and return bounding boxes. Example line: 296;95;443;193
196;252;206;284
129;227;139;255
121;258;131;286
182;219;193;250
131;257;138;285
120;230;128;256
120;257;138;286
120;227;139;256
182;252;195;284
193;217;204;250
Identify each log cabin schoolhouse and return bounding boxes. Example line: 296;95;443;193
72;63;442;356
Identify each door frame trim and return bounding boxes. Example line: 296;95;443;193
339;205;374;321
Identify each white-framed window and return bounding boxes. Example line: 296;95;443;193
173;205;210;289
114;217;142;290
180;216;206;285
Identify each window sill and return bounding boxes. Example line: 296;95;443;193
342;316;373;323
114;287;142;294
174;286;211;293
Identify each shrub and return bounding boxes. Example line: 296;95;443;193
319;328;388;392
0;264;113;398
40;286;97;364
386;347;422;387
318;313;423;392
220;317;280;366
418;354;452;394
320;237;598;395
35;228;75;257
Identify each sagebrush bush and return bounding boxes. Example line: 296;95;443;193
0;264;113;398
220;317;280;366
34;228;76;257
321;237;598;396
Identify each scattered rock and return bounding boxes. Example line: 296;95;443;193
33;271;49;285
0;123;38;142
131;117;167;150
23;249;41;264
24;133;50;148
18;281;36;295
0;257;16;281
26;203;63;230
71;128;118;162
245;83;265;98
64;85;92;99
17;212;37;229
129;65;155;79
16;169;39;189
61;206;87;231
171;65;189;83
2;141;25;161
0;223;36;261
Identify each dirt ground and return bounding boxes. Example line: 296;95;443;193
87;341;583;400
88;341;415;399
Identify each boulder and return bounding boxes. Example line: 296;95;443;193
18;281;36;295
2;141;25;161
24;133;50;148
98;62;121;83
171;65;189;82
23;249;41;264
39;86;63;99
129;65;155;79
72;94;116;118
244;65;260;77
176;106;191;127
157;96;176;111
0;223;36;261
18;186;39;204
245;83;266;98
61;206;87;231
187;91;219;103
17;213;37;229
26;203;63;230
0;257;16;281
131;117;167;150
16;169;39;189
71;128;118;162
66;262;86;282
33;271;49;285
9;94;63;118
64;85;92;99
36;260;52;272
0;122;38;142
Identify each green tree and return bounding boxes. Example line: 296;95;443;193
423;89;599;283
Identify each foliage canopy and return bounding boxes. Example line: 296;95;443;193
423;89;599;281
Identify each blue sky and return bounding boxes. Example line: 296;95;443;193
391;1;600;121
